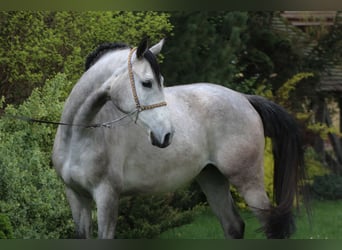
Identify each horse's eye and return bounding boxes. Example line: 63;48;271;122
142;80;152;88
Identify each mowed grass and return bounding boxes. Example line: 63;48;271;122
159;200;342;239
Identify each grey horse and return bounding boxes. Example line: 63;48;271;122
52;39;306;239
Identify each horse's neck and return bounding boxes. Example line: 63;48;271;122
60;77;103;125
57;50;128;148
61;51;125;125
72;85;109;127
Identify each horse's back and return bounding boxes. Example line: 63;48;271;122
165;83;263;134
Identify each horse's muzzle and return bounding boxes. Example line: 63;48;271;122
150;131;172;148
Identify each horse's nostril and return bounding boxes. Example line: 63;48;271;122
164;132;171;145
150;131;172;148
150;132;157;145
160;132;172;148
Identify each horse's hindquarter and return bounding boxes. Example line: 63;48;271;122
120;83;265;195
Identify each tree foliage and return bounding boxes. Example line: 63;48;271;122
238;12;305;93
161;11;248;89
0;11;172;105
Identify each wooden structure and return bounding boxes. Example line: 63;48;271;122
274;11;342;92
272;11;342;173
281;11;336;27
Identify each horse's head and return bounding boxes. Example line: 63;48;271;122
108;39;174;148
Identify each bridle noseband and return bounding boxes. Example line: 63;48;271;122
127;48;167;112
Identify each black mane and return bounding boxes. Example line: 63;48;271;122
85;42;161;86
85;43;129;71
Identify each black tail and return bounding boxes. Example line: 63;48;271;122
246;95;308;238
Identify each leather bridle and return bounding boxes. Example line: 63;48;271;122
127;47;167;112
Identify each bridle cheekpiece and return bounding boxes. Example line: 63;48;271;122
127;48;167;112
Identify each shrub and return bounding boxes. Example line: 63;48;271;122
0;73;74;238
304;147;330;180
311;174;342;200
116;191;199;239
0;212;13;239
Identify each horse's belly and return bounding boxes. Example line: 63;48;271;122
121;150;206;195
122;165;200;195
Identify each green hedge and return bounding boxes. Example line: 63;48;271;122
0;74;74;238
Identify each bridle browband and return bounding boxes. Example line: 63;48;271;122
5;48;167;129
127;47;167;112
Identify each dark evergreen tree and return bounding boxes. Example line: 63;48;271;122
239;12;303;92
161;11;248;89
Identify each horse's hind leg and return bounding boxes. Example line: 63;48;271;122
65;187;93;238
196;165;245;239
228;161;284;238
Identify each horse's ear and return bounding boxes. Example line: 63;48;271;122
149;38;165;56
136;38;149;59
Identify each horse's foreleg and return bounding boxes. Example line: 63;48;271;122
65;187;93;238
196;165;245;239
94;183;119;239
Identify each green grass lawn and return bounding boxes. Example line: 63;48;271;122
159;200;342;239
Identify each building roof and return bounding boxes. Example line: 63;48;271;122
318;64;342;92
281;11;336;27
272;11;342;93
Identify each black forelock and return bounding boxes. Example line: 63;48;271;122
85;42;162;86
143;49;161;86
